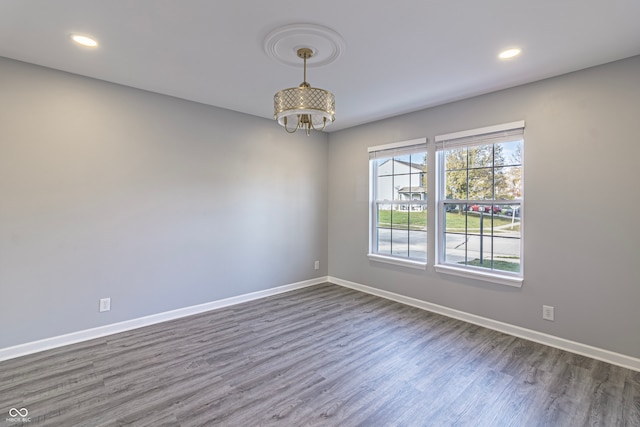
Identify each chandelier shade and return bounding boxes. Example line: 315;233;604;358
273;48;335;135
274;86;335;128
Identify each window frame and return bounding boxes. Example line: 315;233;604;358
434;121;524;287
368;138;428;270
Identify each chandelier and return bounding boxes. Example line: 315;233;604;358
274;48;335;136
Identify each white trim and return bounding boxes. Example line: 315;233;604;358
328;276;640;372
434;264;523;288
369;140;428;264
0;277;328;362
367;137;427;153
434;121;525;283
367;253;427;270
435;120;525;142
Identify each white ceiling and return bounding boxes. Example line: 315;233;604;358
1;1;639;132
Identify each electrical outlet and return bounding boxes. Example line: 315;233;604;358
314;260;320;270
99;298;111;312
542;305;554;321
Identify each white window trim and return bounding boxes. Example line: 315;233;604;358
368;137;428;268
367;253;427;270
433;264;523;287
435;121;524;286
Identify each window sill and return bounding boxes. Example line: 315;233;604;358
367;254;427;270
434;264;523;288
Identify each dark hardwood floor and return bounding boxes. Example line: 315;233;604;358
1;283;639;426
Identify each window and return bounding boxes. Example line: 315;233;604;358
368;138;427;269
435;121;524;286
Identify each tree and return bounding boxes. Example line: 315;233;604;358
418;153;427;190
495;143;522;200
445;144;498;199
444;143;520;206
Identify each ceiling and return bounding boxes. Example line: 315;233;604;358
1;1;639;132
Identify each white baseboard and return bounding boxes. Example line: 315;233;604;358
4;275;639;372
329;276;640;372
0;277;328;362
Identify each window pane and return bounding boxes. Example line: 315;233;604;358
495;140;522;167
464;235;483;266
390;205;409;229
395;173;412;201
467;237;521;272
468;145;493;168
445;147;467;170
411;152;427;172
467;168;493;199
446;170;467;199
444;207;467;233
409;230;426;259
411;153;427;197
377;158;393;176
492;204;521;237
493;237;521;273
377;228;391;255
391;229;409;257
408;205;427;231
443;232;466;264
377;203;392;228
377;175;393;200
494;166;522;199
464;208;489;236
394;154;411;168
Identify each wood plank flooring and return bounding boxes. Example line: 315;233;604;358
1;283;639;426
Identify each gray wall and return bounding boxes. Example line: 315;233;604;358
0;57;328;348
328;55;640;358
3;53;639;361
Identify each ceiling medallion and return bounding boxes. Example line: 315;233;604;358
263;23;346;68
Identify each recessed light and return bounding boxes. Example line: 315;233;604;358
499;48;521;59
70;33;98;48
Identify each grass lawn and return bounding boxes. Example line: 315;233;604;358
445;212;520;232
377;210;520;233
377;210;426;230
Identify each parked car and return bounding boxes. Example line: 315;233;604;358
469;205;501;214
501;206;521;217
